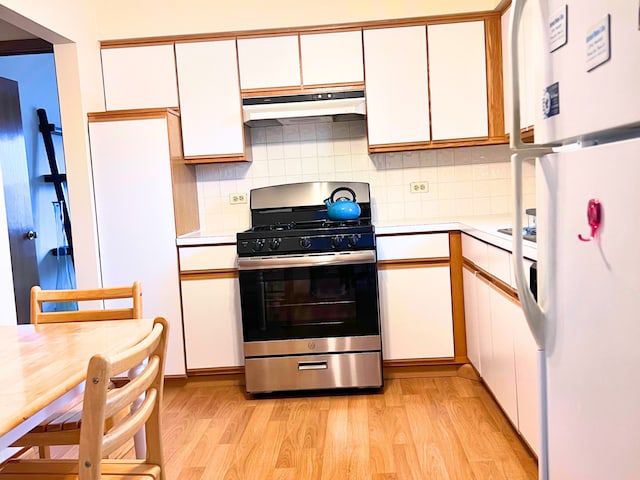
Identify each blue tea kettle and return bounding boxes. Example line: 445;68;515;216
324;187;361;221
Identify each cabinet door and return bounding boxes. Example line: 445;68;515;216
175;40;245;158
181;276;243;370
363;26;430;145
476;277;493;381
378;266;454;360
487;285;518;425
101;45;179;110
237;35;301;90
89;118;185;376
513;304;540;455
300;30;364;85
462;267;481;371
428;21;488;140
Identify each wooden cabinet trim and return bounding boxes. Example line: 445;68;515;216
87;108;180;122
240;82;365;98
377;258;449;269
100;11;502;49
463;258;520;303
449;232;467;363
180;269;238;281
485;16;505;138
368;135;508;153
184;154;249;164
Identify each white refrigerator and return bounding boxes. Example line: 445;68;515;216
508;1;640;479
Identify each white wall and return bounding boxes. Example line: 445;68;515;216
95;0;502;40
197;119;536;234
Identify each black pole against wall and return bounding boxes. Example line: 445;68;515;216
37;107;74;265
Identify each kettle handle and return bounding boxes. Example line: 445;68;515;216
329;187;357;203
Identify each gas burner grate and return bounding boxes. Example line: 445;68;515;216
252;223;294;232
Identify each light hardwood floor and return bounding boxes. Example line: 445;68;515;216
25;375;538;479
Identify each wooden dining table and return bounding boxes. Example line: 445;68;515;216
0;319;153;453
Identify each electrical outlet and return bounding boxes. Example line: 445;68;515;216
410;181;429;193
229;193;248;205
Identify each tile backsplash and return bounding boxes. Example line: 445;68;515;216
195;119;536;234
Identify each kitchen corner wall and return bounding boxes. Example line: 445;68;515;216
195;119;536;234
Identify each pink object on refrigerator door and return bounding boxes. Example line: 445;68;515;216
577;199;602;242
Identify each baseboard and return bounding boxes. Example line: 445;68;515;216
178;357;478;386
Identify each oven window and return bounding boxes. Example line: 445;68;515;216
239;263;380;342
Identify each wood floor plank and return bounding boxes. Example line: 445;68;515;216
18;376;537;479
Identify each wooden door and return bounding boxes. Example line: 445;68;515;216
0;76;40;324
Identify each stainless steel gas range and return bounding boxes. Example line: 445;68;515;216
236;181;383;394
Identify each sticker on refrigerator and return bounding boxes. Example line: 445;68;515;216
586;14;611;71
542;82;560;119
549;4;568;52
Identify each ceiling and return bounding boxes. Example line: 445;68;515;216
0;18;38;41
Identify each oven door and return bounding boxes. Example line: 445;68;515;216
238;251;380;344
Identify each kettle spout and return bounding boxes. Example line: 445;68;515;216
324;197;332;208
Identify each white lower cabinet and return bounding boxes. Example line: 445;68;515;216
513;305;541;455
462;233;539;454
485;284;518;425
463;268;540;455
378;265;454;360
180;276;243;370
462;268;481;371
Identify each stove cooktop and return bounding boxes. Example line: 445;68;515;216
237;181;376;257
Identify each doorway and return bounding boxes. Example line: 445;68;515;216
0;41;75;322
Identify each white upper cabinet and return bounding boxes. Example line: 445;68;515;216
428;21;488;140
300;30;364;85
101;45;179;110
175;40;245;158
237;35;301;90
363;26;430;146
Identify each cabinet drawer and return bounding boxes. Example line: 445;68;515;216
377;233;449;261
487;244;511;285
179;245;237;271
461;233;488;270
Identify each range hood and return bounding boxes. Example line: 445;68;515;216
242;90;366;127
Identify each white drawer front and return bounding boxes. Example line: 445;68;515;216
461;233;488;270
377;233;450;261
179;245;237;271
487;244;512;285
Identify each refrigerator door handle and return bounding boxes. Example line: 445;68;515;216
509;0;557;154
512;151;545;349
512;150;550;480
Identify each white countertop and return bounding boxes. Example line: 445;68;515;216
176;214;537;260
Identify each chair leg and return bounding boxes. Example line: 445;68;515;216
37;445;51;458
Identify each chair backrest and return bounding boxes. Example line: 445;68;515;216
31;282;142;324
78;316;168;480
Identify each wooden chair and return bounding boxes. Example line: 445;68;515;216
11;282;143;458
0;316;168;480
30;282;142;325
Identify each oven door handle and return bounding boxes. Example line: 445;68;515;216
237;250;377;270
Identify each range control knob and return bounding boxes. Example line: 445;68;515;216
252;239;265;252
300;237;312;249
331;235;343;249
347;234;361;247
268;238;281;250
